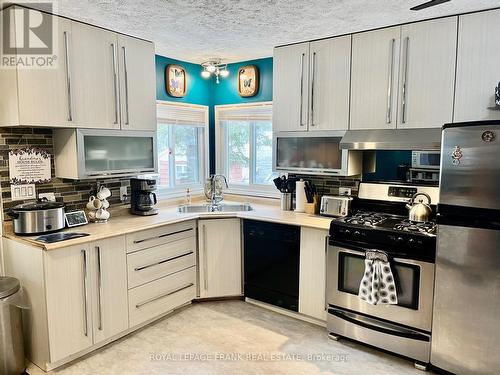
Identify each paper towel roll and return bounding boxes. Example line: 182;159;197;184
295;179;306;213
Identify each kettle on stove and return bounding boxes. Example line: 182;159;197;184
406;192;432;222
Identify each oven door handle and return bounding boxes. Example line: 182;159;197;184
333;244;430;267
328;307;430;342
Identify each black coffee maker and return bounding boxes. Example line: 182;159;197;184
130;177;158;216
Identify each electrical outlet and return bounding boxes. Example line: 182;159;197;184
11;184;36;201
39;192;56;202
339;187;351;196
120;186;128;202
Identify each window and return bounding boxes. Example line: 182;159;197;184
216;102;277;196
157;101;208;195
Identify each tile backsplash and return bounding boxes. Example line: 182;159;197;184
293;174;360;196
0;127;129;218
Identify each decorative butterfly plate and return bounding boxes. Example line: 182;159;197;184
238;65;259;97
166;64;186;97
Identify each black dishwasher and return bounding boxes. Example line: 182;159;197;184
243;220;300;312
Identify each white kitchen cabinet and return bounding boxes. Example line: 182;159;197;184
309;36;351;131
117;35;157;131
299;228;328;321
273;42;310;132
350;27;401;130
454;9;500;122
198;219;242;298
0;9;74;127
397;17;457;129
44;244;93;363
71;22;120;129
90;237;129;344
44;237;128;363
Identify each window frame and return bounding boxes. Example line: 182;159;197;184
215;102;278;198
156;101;209;199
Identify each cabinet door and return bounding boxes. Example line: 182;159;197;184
198;219;242;298
397;18;457;129
350;27;401;130
309;36;351;131
299;228;328;321
44;244;93;363
117;35;157;131
273;43;310;132
71;22;120;129
17;17;73;127
90;236;129;344
454;9;500;122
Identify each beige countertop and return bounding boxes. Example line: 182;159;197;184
3;201;333;251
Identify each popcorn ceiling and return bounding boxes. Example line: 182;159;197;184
51;0;500;63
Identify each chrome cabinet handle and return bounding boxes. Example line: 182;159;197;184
324;235;330;311
63;31;73;122
203;225;208;291
81;249;88;337
401;36;410;124
386;38;396;124
135;283;194;309
96;246;103;331
299;52;306;127
132;228;194;244
311;51;317;127
122;46;130;126
134;251;194;272
111;43;119;125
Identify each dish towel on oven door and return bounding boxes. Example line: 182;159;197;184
358;250;398;305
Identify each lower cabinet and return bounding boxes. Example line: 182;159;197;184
298;227;329;321
44;236;128;363
198;219;242;298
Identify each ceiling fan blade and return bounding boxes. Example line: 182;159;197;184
410;0;451;11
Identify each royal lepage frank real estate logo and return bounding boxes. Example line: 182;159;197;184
1;1;58;68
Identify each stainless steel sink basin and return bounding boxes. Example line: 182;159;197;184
177;203;253;213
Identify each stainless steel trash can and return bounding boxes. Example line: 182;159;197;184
0;277;25;375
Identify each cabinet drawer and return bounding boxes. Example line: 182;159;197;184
126;220;196;253
128;266;196;327
127;237;196;289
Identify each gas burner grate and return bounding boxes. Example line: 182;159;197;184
394;220;436;234
344;212;389;227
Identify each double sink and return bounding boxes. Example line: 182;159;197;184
177;203;253;213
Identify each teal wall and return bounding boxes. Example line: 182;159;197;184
155;55;273;173
213;58;273;104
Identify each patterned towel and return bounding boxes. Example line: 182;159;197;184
358;253;398;305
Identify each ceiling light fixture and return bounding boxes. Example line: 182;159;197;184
201;59;229;84
410;0;450;11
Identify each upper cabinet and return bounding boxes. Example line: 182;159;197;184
454;9;500;122
117;35;157;131
397;18;457;129
273;42;310;132
0;6;156;131
273;36;351;133
350;27;401;130
350;18;457;130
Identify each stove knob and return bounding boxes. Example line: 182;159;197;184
354;230;361;236
396;237;404;244
344;229;351;235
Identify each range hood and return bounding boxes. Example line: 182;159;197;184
340;129;442;150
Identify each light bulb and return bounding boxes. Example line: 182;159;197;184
220;69;229;78
206;64;216;73
201;70;211;79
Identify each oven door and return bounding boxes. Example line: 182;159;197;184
326;244;434;332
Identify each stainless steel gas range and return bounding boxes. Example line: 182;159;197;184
326;182;439;369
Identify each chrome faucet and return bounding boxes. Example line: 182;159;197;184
207;174;228;208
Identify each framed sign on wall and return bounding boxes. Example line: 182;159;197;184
9;147;51;184
166;64;187;97
238;65;259;97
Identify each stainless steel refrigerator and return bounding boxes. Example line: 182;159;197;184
432;121;500;375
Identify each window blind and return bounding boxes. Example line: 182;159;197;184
157;102;208;127
216;102;272;122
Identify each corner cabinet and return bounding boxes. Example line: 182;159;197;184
273;36;351;133
454;9;500;122
350;18;457;130
198;219;242;298
0;5;156;131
